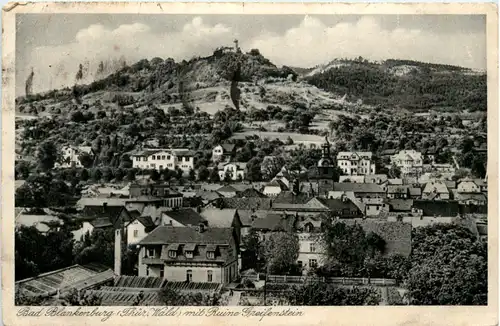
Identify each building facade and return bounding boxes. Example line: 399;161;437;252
131;149;195;172
137;226;239;284
337;152;376;176
57;146;94;168
390;150;423;177
218;162;247;181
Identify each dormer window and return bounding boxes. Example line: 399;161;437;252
168;250;177;258
207;251;215;259
185;251;193;258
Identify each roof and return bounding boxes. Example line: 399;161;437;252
200;208;238;228
163;209;207;226
237;188;268;198
210;198;272;210
423;181;449;196
76;197;127;209
413;200;460;217
387;185;410;194
342;220;412;257
274;191;312;204
388;179;403;185
135;215;155;228
81;205;130;228
16;213;62;232
16;265;113;298
237;210;268;226
221;144;236;152
139;226;233;245
364;174;388;184
332;183;385;193
195;190;223;202
387;199;414;212
315;197;363;213
216;185;239;193
251;213;296;232
265;179;288;190
409;187;422;196
452;191;487;202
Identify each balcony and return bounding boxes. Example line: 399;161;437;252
142;257;164;265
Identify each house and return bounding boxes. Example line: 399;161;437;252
360;197;385;217
218;162;247;181
422;147;437;163
422;181;450;200
130;148;195;173
451;191;487;206
387;185;410;199
364;174;389;186
386;199;414;212
195;190;223;204
161;208;207;227
212;144;236;163
237;210;268;237
336;151;375;175
127;214;156;245
457;179;481;193
137;226;239;284
473;179;488;193
56;145;94;168
339;175;365;183
200;208;243;245
263;179;288;197
413;200;460;217
409;187;422;199
390;150;423;177
129;182;184;207
329;183;386;199
76;204;132;237
295;216;326;273
251;212;297;235
236;188;267;199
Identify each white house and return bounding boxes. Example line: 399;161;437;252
131;148;195;172
57;146;94;168
212;144;235;163
263;179;288;197
457;179;481;193
390;150;423;177
126;216;155;245
218;162;247;181
336;152;375;176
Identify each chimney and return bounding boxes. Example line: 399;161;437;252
114;228;122;276
198;223;205;233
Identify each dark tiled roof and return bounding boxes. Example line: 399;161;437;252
413;200;460;217
342;220;412;257
387;185;410;194
332;183;385;193
409;187;422;196
251;213;296;232
136;216;155;228
81;205;130;228
139;226;233;245
387;199;414;212
210;198;272;210
222;144;236;152
274;191;312;204
163;209;207;226
89;217;113;228
315;197;363;214
237;210;268;226
236;188;268;198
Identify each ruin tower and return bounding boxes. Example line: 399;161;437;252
233;39;240;53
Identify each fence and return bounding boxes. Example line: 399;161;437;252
266;275;397;286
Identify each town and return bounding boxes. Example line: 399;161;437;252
14;39;488;306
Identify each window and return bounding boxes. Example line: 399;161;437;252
159;265;164;278
162;155;166;160
309;243;316;252
186;270;192;282
168;250;177;258
297;261;303;268
167;155;171;160
207;251;215;259
133;230;139;238
185;251;193;259
151;164;156;169
146;266;150;276
309;259;318;268
143;157;147;161
152;155;156;160
207;270;213;282
159;165;163;170
147;248;155;257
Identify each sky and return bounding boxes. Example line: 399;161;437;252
16;14;486;96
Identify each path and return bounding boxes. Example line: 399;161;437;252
225;291;241;306
379;287;388;306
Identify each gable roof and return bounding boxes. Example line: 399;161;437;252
139;226;233;245
332;183;385;193
251;213;296;232
200;208;238;228
210;198;272;210
236;210;268;226
314;197;363;213
195;190;223;202
236;188;268;198
387;199;414;212
81;205;130;228
163;209;207;226
273;191;311;204
221;144;236;152
265;179;288;190
387;185;410;194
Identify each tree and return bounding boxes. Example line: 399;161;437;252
78;152;94;168
388;163;402;178
150;169;161;182
114;168;124;182
286;281;381;305
408;224;487;305
158;287;224;306
263;232;300;275
261;156;285;181
37;140;59;171
241;229;264;271
91;168;102;182
188;169;196;181
15;160;33;180
60;288;103;306
246;157;262;181
209;168;220;183
198;166;209;181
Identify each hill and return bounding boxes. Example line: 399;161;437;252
304;58;487;112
